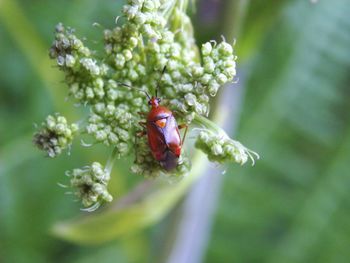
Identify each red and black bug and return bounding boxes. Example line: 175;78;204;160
137;68;188;171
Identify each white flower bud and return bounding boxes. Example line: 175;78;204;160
179;83;193;92
57;116;67;124
115;128;129;141
80;58;100;76
198;131;210;144
108;132;119;144
104;29;112;40
115;53;125;68
57;56;65;66
128;69;139;81
143;24;157;38
162;31;174;43
211;144;223;156
134;12;146;24
192;66;204;77
171;70;182;80
124;5;138;19
93;79;104;90
80;47;91;57
65;54;76;67
104;105;115;116
208;80;220;96
85;87;94;99
201;74;212;84
118;142;129;155
225;67;236;77
224;60;236;68
199;94;209;103
218;42;233;55
94;86;105;98
129;37;138;48
95;130;107;141
217;73;228;85
71;38;83;50
46;116;56;129
143;0;155;10
123;49;133;61
204;59;215;73
202;42;212;56
185;93;197;106
55;123;66;133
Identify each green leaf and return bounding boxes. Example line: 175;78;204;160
206;0;350;262
51;151;208;244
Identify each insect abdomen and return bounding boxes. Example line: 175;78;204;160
160;150;179;171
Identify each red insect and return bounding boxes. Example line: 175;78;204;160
137;70;188;171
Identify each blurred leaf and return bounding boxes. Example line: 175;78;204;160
0;0;66;112
206;0;350;262
269;129;350;263
236;0;289;59
52;152;207;245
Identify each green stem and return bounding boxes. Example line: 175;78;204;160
193;113;229;138
223;0;250;41
105;147;119;175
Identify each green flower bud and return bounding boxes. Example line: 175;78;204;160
185;93;197;106
115;53;126;68
123;49;133;61
218;42;233;55
67;162;112;211
65;54;76;67
195;129;259;165
202;42;212;56
80;58;100;76
33;114;78;157
217;73;228;85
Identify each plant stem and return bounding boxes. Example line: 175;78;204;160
193;113;230;138
105;147;119;175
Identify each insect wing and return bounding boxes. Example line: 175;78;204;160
147;121;167;161
162;115;181;156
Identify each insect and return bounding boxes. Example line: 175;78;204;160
137;68;188;171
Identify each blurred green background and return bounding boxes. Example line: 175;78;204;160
1;0;350;262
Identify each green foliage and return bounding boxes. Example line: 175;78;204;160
206;0;350;262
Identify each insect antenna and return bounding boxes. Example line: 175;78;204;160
155;66;167;98
117;82;151;100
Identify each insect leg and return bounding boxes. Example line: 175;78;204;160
135;130;147;137
134;130;147;164
178;124;188;146
138;111;148;117
139;121;147;129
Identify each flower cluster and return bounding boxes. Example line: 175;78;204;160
195;129;259;165
49;23;109;104
131;137;191;179
33;114;78;158
67;162;113;211
86;103;135;152
33;0;257;210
